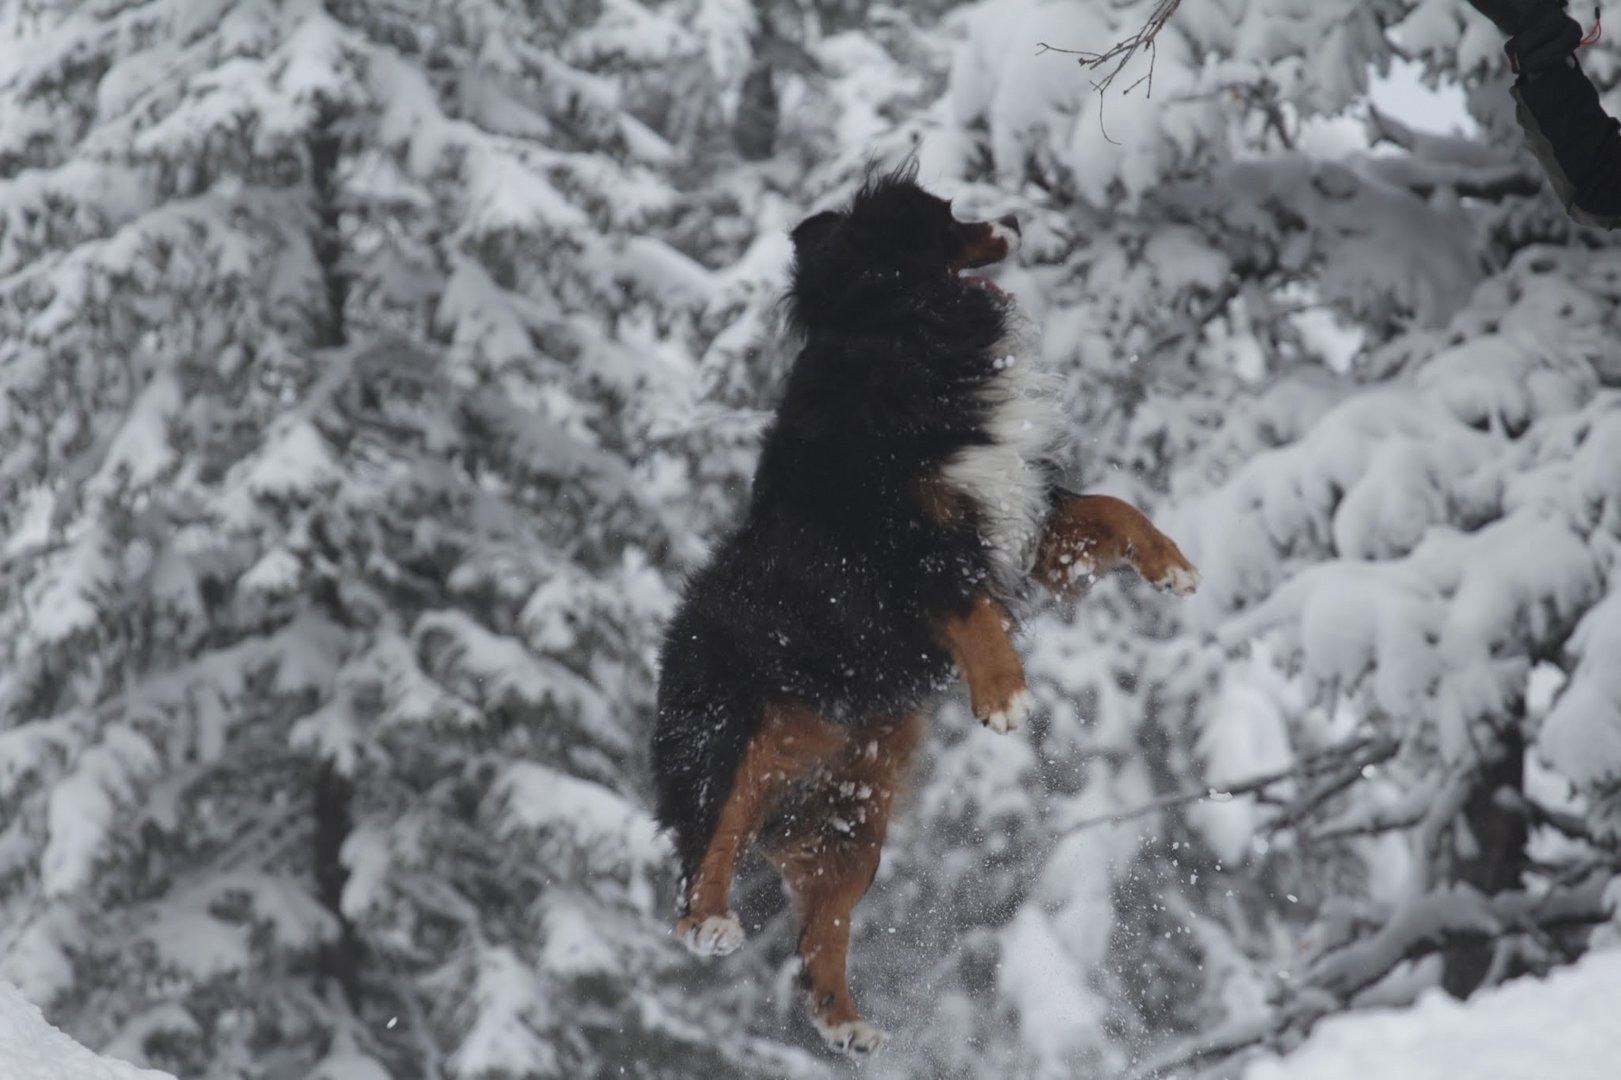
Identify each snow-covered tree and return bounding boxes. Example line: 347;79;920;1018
702;1;1621;1076
920;2;1621;1076
3;0;1618;1078
0;1;813;1076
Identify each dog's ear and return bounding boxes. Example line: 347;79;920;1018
791;210;843;254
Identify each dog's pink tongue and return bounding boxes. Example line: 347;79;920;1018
962;276;1004;296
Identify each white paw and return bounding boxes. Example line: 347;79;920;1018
815;1017;887;1057
681;913;744;957
1157;562;1200;595
982;688;1032;733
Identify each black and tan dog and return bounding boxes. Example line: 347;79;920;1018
651;168;1197;1055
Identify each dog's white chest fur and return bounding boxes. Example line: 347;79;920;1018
940;333;1062;595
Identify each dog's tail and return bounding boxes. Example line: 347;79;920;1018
650;682;757;912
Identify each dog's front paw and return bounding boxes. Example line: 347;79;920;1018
1127;526;1199;596
980;687;1032;734
677;912;745;957
815;1017;887;1057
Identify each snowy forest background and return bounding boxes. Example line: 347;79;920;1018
1;0;1620;1077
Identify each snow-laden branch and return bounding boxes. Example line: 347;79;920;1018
0;980;174;1079
1364;105;1544;201
1132;872;1614;1079
1303;872;1613;1000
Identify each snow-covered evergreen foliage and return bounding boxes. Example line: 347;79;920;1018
1;0;1618;1078
0;1;801;1077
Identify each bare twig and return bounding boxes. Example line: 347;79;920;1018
1037;0;1183;96
1055;736;1398;835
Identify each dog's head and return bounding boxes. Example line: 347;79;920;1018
787;167;1020;333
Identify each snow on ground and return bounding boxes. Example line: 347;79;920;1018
0;981;174;1080
1243;948;1621;1080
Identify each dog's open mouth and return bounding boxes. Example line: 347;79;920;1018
958;274;1005;297
950;221;1018;299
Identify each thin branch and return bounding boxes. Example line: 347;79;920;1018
1262;750;1383;838
1308;801;1427;843
1056;736;1398;835
1037;0;1183;97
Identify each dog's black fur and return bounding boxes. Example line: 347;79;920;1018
651;168;1053;889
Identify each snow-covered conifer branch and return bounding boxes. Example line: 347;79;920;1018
1303;872;1614;1000
1135;874;1613;1079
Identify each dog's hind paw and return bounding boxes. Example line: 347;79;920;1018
982;688;1032;734
1154;560;1200;595
678;912;745;957
815;1017;887;1057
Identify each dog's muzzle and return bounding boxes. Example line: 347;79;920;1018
950;214;1022;272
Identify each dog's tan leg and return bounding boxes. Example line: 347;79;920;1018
678;705;844;957
769;713;923;1057
1034;493;1199;598
939;594;1031;732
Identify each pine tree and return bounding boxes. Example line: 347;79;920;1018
5;1;1617;1077
747;1;1621;1075
957;2;1621;1075
0;1;815;1076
